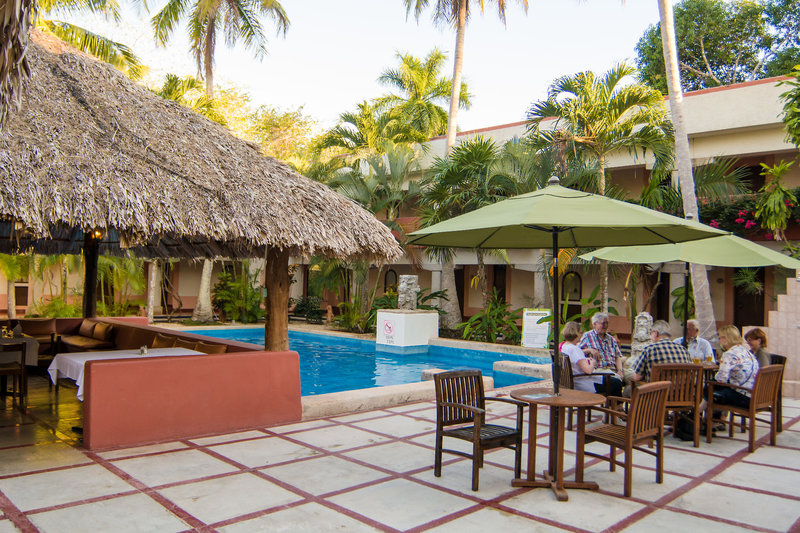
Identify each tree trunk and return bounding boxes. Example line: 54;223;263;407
192;259;214;322
598;156;609;312
658;0;717;341
146;260;161;324
439;257;462;329
477;249;490;308
264;247;290;352
6;280;15;319
446;0;468;151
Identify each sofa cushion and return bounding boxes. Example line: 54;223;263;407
78;320;96;338
19;318;56;336
194;341;227;354
92;322;113;341
152;333;175;348
174;338;196;350
60;335;114;352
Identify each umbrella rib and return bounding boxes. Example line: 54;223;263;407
476;227;504;248
643;226;679;244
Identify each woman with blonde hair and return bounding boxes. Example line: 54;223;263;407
744;327;770;369
702;325;759;414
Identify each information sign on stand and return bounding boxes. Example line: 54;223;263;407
521;308;551;348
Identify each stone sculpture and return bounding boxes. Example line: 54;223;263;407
397;275;420;310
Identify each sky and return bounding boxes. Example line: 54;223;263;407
68;0;663;132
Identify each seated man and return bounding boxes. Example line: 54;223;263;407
674;318;714;363
579;312;624;396
632;320;692;384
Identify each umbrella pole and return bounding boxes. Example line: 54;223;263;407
82;231;99;318
682;261;689;347
552;232;560;395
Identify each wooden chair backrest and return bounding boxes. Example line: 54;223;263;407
434;370;486;427
651;363;702;407
627;381;670;441
751;364;783;410
559;354;574;389
770;354;787;367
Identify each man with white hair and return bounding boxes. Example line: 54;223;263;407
632;320;691;383
674;319;714;363
579;312;624;396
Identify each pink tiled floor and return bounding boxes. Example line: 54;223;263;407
1;376;800;532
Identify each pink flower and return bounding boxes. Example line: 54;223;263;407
709;220;720;228
765;233;774;240
745;220;756;229
738;210;748;216
735;217;745;224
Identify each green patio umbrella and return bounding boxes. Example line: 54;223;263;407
408;177;727;394
580;234;800;345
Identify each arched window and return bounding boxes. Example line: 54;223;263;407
562;272;582;320
384;269;398;293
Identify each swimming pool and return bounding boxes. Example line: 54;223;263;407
193;328;549;396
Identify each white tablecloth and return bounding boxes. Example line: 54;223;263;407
0;336;40;366
48;348;204;401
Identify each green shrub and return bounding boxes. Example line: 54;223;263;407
459;288;522;344
212;268;263;323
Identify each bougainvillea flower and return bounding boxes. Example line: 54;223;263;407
745;220;756;229
735;217;745;224
709;220;720;228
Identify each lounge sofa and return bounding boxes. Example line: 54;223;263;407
60;319;115;352
0;318;58;356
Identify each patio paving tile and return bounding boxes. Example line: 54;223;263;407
412;460;519;499
0;443;90;476
350;414;436;438
209;436;320;468
744;444;800;469
343;441;435;473
326;478;475;531
95;442;188;460
187;430;268;446
711;461;800;497
425;507;565;532
26;493;190;533
669;482;800;531
0;425;57;448
267;419;334;434
262;455;389;495
217;502;382;532
157;472;302;525
0;464;133;512
619;509;756;532
502;486;646;531
111;449;237;486
0;520;20;533
284;424;392;451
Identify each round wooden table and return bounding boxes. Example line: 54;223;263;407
511;387;605;501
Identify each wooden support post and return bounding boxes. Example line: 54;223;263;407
82;231;99;318
264;246;290;352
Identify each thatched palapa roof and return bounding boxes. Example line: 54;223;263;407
0;32;402;262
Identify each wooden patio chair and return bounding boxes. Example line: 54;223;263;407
0;342;26;411
706;364;783;452
433;369;525;491
651;363;703;447
770;354;786;432
583;381;670;497
559;354;610;430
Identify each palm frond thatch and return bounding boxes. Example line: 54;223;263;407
0;31;402;262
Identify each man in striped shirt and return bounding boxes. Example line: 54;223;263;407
632;320;692;383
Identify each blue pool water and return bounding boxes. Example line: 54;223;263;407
192;328;549;396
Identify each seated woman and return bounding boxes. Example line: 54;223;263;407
562;321;605;393
744;327;771;369
701;324;759;419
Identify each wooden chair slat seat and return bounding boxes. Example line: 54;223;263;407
770;354;786;432
583;381;670;497
434;369;525;491
706;364;783;452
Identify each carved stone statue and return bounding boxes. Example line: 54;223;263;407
630;312;653;362
397;275;420;310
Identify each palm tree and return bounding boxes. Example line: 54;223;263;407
419;136;517;312
0;0;34;128
377;48;471;139
403;0;528;152
317;101;426;165
527;63;675;311
38;0;144;79
151;0;289;98
657;0;716;341
0;254;31;319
